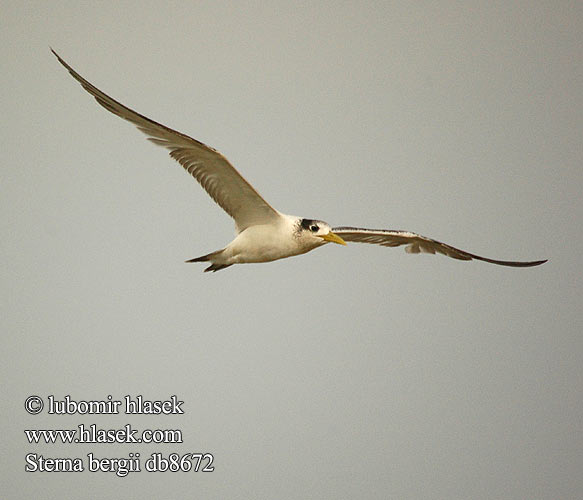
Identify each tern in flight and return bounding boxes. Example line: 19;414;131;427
53;50;546;272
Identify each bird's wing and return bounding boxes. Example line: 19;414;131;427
52;49;281;232
332;227;547;267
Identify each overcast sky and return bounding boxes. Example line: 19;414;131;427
2;1;582;499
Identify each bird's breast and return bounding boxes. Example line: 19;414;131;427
226;223;314;263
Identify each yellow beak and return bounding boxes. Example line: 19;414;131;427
318;231;347;246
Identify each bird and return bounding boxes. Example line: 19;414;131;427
52;49;547;272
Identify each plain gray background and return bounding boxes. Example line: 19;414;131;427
2;1;581;499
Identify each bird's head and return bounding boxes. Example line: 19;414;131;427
298;218;346;247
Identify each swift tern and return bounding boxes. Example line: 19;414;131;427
52;50;547;272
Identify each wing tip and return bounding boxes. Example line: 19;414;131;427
476;257;548;268
50;47;66;66
528;258;548;267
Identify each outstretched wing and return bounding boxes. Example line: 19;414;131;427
332;227;547;267
52;49;281;232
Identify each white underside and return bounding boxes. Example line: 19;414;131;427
211;214;324;266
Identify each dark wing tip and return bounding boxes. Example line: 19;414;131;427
50;48;66;66
471;256;548;267
519;258;548;267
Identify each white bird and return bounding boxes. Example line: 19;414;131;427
52;50;547;272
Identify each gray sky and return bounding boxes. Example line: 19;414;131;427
2;1;581;499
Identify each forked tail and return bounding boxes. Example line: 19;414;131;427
185;250;232;272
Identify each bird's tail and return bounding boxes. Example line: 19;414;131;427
185;250;232;272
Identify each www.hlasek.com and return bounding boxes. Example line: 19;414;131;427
24;394;214;477
25;424;182;444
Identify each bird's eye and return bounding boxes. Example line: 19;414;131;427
310;225;319;232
